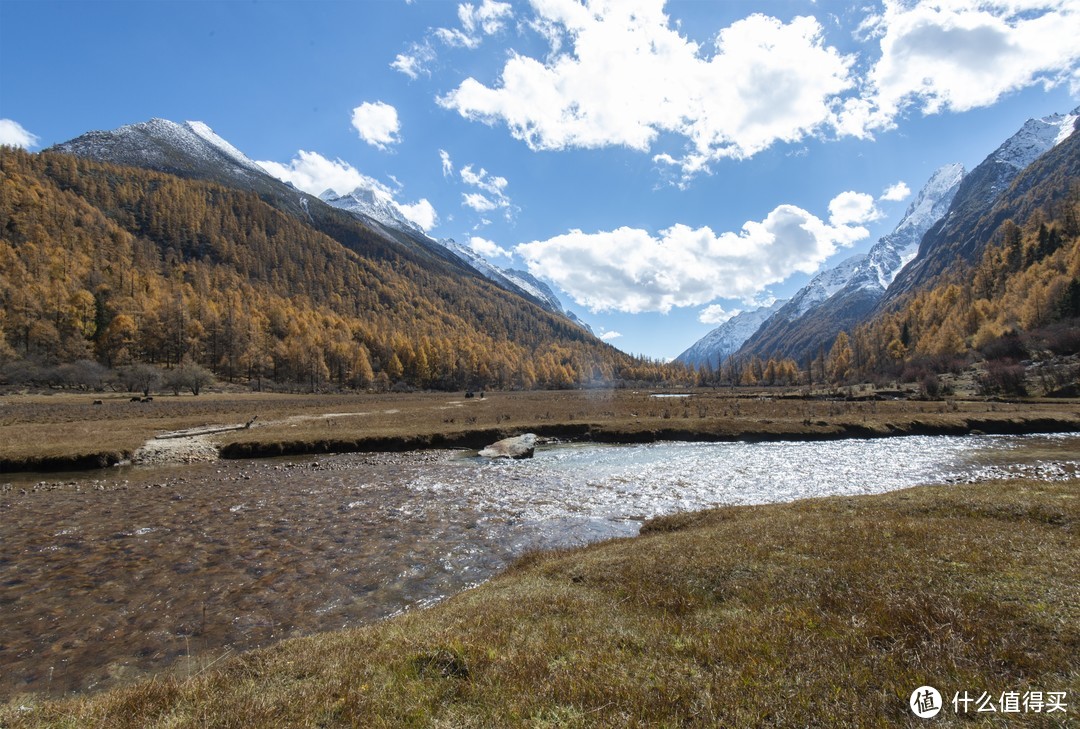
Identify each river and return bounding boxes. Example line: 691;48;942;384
2;433;1078;700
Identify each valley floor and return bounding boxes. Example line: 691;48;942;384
2;387;1080;473
4;476;1077;727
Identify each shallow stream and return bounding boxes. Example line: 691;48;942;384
2;433;1078;700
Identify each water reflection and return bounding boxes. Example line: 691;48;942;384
2;433;1077;700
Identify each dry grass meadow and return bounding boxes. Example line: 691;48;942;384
3;387;1079;471
4;477;1077;727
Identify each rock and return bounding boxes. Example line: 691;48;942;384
478;433;537;460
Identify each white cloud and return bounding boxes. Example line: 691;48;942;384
880;180;911;202
257;150;386;196
437;2;855;178
425;1;1080;176
258;150;437;231
439;149;454;177
460;0;513;36
463;192;499;212
841;0;1080;134
469;235;512;258
461;164;508;198
598;330;623;341
394;0;513;77
698;305;741;325
827;190;881;226
391;41;436;79
457;163;513;216
398;199;439;231
515;193;871;314
350;101;402;150
0;119;39;149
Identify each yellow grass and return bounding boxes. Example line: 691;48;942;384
5;478;1077;727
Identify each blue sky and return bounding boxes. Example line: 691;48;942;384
2;0;1078;360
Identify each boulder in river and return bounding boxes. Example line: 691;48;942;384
478;433;537;460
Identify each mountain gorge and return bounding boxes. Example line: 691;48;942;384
678;106;1078;377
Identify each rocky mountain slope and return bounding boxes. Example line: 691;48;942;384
883;107;1078;304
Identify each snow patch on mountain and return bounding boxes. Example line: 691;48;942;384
790;254;868;317
53;118;267;179
855;163;966;292
322;183;590;330
675;299;786;367
994;109;1078;171
320;187;424;236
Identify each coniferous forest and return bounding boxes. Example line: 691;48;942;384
0;149;688;392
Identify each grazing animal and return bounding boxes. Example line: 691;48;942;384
93;400;103;405
130;397;142;402
141;397;154;403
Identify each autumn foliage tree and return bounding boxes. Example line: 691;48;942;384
0;148;685;391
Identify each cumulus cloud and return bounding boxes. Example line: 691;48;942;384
437;1;854;178
598;330;623;341
423;1;1079;177
0;119;39;149
698;305;741;325
880;180;911;202
840;0;1080;134
392;40;436;79
515;191;871;314
827;191;881;226
351;101;402;150
469;235;512;258
398;199;439;231
257;150;384;196
257;150;437;232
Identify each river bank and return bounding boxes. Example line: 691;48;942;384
5;475;1077;727
3;388;1079;472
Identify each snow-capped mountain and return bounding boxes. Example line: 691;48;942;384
320;184;590;331
675;299;786;367
789;254;869;318
320;187;424;237
990;109;1078;177
52;118;591;332
853;163;966;292
885;106;1078;302
54;118;268;180
705;164;964;365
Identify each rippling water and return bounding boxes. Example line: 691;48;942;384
2;433;1078;700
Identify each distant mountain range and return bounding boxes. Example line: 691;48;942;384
318;185;591;331
677;106;1078;368
52;119;587;330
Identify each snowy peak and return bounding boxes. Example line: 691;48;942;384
675;299;786;367
182;120;267;174
992;108;1078;171
894;163;966;237
791;254;867;317
320;186;423;235
52;118;267;179
858;162;966;290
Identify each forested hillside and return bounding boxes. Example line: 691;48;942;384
0;149;677;391
849;187;1079;389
